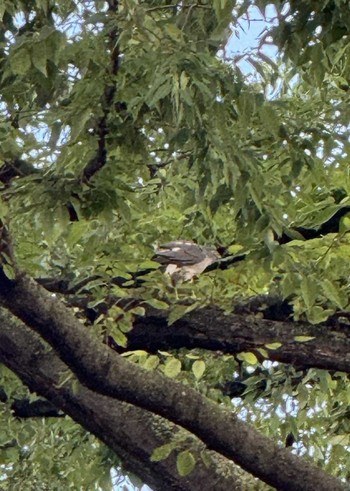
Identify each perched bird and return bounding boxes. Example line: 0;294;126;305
153;240;219;284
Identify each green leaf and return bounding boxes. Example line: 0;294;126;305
300;276;318;310
150;443;173;462
146;78;172;108
168;305;188;325
45;30;64;65
320;279;344;309
259;104;279;137
237;352;258;365
70;108;92;141
328;434;349;446
163;358;181;378
257;348;268;358
294;336;315;343
2;264;15;280
121;350;148;358
146;298;169;310
227;244;244;254
281;273;301;299
307;306;333;324
144;355;159;371
31;42;47;76
139;260;159;269
176;450;196;477
318;370;336;393
67;222;87;248
0;200;9;219
110;328;128;348
192;360;205;380
48;121;62;149
339;214;350;233
10;48;31;75
265;343;282;350
165;25;183;42
130;306;145;316
168;303;200;325
185;354;200;360
308;204;347;228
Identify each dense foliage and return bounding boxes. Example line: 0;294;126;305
0;1;349;489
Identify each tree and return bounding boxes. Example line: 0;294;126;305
0;0;349;489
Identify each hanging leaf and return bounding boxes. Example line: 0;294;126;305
192;360;206;380
176;451;196;477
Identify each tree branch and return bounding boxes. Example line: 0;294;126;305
11;399;64;418
0;309;244;491
34;269;350;374
0;270;346;491
0;158;38;185
124;306;350;373
82;1;121;182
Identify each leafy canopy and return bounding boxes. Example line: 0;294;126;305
0;0;350;488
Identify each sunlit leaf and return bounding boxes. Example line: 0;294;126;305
150;443;174;462
176;450;196;477
192;360;206;380
163;358;182;378
237;352;258;365
294;336;315;343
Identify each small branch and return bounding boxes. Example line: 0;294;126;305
0;158;38;185
11;398;64;418
146;4;211;13
82;1;121;182
36;267;153;294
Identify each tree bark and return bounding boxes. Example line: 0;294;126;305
0;309;245;491
0;270;346;491
126;306;350;373
37;277;350;373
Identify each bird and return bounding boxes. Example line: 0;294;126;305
153;240;220;284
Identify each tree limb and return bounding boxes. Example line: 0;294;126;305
34;273;350;374
0;270;346;491
82;0;121;182
125;306;350;373
0;309;244;491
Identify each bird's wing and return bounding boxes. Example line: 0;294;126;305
153;241;206;265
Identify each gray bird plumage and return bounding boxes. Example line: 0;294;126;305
153;240;219;283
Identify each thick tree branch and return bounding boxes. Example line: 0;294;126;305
125;306;350;373
0;309;243;491
35;273;350;373
0;270;346;491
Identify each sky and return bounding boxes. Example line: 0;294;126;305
227;4;279;74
